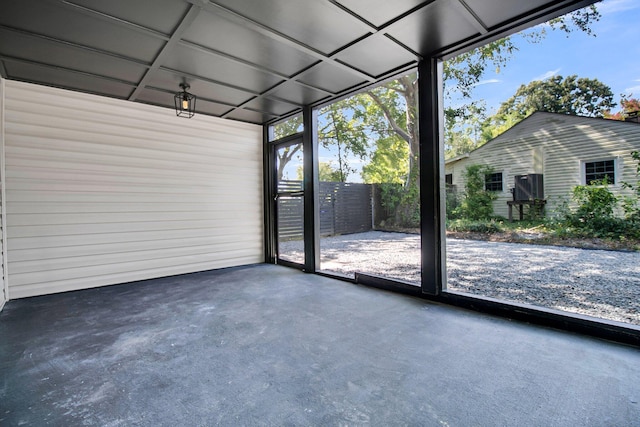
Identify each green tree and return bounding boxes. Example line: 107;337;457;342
498;75;614;118
362;135;409;184
273;115;303;181
481;75;615;142
604;95;640;121
297;162;342;182
444;102;487;158
318;99;369;182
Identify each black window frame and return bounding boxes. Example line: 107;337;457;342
445;173;453;185
485;172;503;192
584;159;616;185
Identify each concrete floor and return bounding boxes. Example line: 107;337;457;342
1;264;639;426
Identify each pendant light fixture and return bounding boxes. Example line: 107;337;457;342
174;83;196;118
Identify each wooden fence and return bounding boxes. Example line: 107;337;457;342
277;180;375;240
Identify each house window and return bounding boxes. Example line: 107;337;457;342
584;159;615;185
485;172;503;192
445;174;453;185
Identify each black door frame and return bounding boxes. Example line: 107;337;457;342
268;133;305;269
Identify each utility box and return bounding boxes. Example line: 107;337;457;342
514;174;544;201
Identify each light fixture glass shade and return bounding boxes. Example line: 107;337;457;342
174;83;196;118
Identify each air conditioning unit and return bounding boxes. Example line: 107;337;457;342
513;174;544;201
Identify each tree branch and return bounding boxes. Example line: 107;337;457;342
366;91;411;144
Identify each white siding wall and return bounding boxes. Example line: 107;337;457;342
0;79;6;309
4;81;263;299
445;112;640;218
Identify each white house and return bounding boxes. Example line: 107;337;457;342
445;111;640;219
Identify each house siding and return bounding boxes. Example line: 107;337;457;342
4;80;264;299
0;79;6;309
445;112;640;219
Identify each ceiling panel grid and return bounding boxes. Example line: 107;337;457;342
0;0;595;125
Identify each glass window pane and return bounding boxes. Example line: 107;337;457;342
276;143;304;264
443;3;639;326
270;114;303;141
316;74;421;286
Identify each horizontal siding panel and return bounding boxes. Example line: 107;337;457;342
7;170;260;193
5;145;261;174
5;165;261;186
9;211;260;226
10;249;260;287
10;235;261;261
6;201;253;214
7;219;262;238
6;97;257;148
5;80;263;298
5;191;259;204
5;128;258;164
9;257;261;299
8;228;257;251
10;242;263;274
5;146;261;180
5;156;260;180
6;181;259;194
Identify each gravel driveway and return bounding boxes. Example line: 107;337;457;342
280;231;640;325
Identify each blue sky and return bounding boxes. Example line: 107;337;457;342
470;0;640;115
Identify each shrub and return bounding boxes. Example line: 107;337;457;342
621;150;640;228
454;164;496;220
445;188;461;219
555;176;638;239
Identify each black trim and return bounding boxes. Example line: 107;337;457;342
268;131;304;146
319;267;640;348
437;290;640;348
302;106;320;273
355;272;421;297
262;125;276;263
418;58;444;296
275;259;305;271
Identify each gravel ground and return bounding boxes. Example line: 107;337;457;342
280;230;640;325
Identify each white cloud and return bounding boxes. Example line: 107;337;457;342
623;84;640;95
598;0;639;16
531;69;561;81
472;79;501;87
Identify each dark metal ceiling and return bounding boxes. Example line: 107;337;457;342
0;0;594;125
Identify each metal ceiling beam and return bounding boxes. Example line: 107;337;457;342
0;24;152;69
158;66;261;97
0;55;137;91
261;60;418;126
330;0;437;31
194;0;377;82
128;4;202;101
0;61;8;79
60;0;171;41
452;0;489;34
436;0;596;59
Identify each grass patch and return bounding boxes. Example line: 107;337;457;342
445;218;640;251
